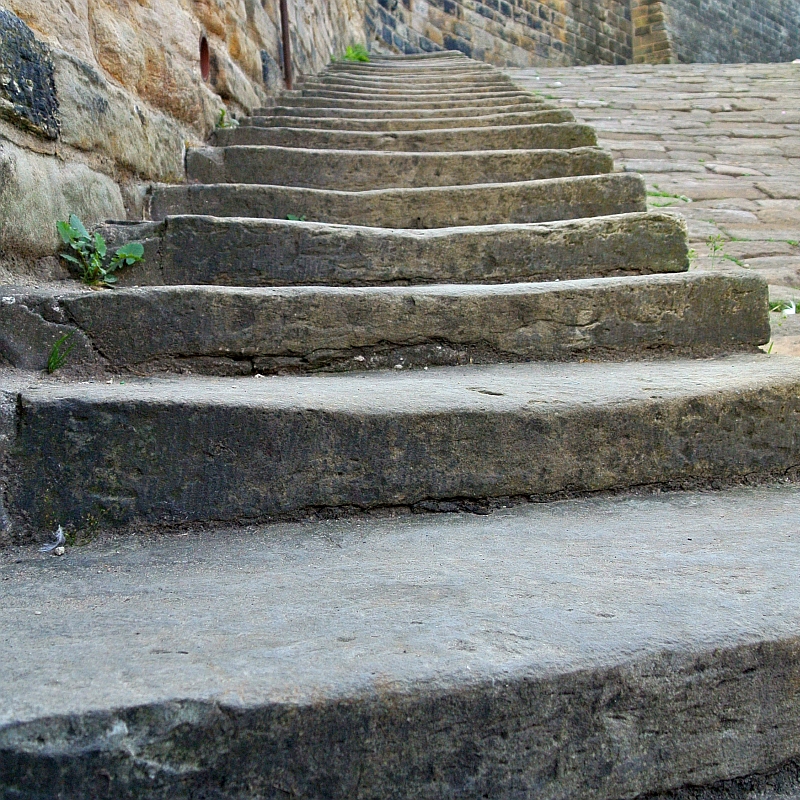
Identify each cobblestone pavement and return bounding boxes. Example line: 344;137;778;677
509;63;800;354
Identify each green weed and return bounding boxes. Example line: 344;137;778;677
723;254;745;268
769;300;797;314
647;189;691;203
343;44;370;62
216;109;239;129
47;332;75;374
707;233;725;269
57;215;144;286
286;213;307;221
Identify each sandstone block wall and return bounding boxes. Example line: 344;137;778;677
632;0;800;64
366;0;633;67
0;1;368;266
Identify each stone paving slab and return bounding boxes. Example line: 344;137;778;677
3;485;800;798
508;63;800;355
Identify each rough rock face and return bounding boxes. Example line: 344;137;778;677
0;138;125;256
0;1;368;262
0;7;59;138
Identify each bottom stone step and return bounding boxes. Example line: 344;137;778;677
6;355;800;536
2;484;800;799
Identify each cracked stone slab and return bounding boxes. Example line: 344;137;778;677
210;122;597;152
150;173;646;228
101;211;689;288
240;109;575;131
186;145;613;190
7;354;800;533
2;485;800;798
10;270;767;372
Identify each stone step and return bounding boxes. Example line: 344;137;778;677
254;102;546;120
327;58;489;72
241;109;574;131
313;68;503;83
185;146;613;190
4;484;800;798
277;94;539;110
296;87;543;106
102;211;688;288
150;172;646;228
6;354;797;533
210;122;597;152
299;78;519;94
326;62;492;76
303;75;518;91
9;270;763;375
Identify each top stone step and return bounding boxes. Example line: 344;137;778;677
307;72;516;87
301;78;518;94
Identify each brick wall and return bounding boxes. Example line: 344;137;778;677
365;0;634;68
632;0;800;64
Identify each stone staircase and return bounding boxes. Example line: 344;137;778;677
3;51;800;799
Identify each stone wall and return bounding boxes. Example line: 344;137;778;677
366;0;633;67
632;0;800;64
0;1;367;265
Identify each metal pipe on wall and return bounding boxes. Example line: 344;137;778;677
279;0;293;89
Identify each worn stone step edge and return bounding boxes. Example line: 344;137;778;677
326;60;492;72
149;172;646;229
3;488;800;798
302;75;518;90
298;88;531;101
240;109;575;131
100;211;686;289
257;102;546;120
290;88;543;108
325;63;494;75
7;354;800;533
210;122;596;152
8;270;766;376
275;94;540;110
299;80;520;96
309;68;507;83
185;146;614;191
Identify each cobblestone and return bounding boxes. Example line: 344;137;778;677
510;62;800;354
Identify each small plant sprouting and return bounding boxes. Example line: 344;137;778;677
646;188;691;208
769;299;797;316
216;109;239;129
286;213;307;221
343;44;370;62
723;253;745;268
687;248;697;267
47;332;75;374
57;215;144;286
707;234;726;269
